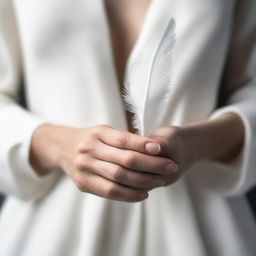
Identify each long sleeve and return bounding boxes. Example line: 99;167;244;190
193;0;256;197
0;1;61;201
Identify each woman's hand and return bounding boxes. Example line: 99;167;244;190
148;112;245;187
30;124;177;202
148;126;192;187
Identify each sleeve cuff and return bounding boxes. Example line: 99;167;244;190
187;101;256;197
0;105;62;201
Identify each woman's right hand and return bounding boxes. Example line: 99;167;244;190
30;124;177;202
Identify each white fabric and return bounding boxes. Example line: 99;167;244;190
0;0;256;255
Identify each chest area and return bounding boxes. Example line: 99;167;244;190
104;0;151;87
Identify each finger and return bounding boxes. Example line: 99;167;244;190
89;141;177;175
97;126;161;155
75;170;149;202
76;154;165;189
163;170;182;187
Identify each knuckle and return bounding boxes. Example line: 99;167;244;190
122;152;136;168
112;166;125;182
77;141;87;152
77;182;85;192
90;125;104;137
80;143;94;154
77;141;93;154
134;140;144;151
74;155;90;170
116;133;129;147
105;184;119;198
90;124;112;138
133;134;145;148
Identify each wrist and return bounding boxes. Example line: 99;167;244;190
29;123;74;176
180;112;245;164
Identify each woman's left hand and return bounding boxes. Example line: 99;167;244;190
148;112;245;187
148;126;198;187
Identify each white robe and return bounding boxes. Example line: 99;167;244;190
0;0;256;255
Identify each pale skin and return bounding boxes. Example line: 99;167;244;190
29;0;245;202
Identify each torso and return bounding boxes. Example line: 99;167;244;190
104;0;151;133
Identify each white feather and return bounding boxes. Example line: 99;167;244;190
122;18;176;136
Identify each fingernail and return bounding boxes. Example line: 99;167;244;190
145;143;161;155
152;178;165;186
165;163;178;174
138;193;148;201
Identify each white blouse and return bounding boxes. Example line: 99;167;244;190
0;0;256;255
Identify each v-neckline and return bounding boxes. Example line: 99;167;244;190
100;0;157;90
99;0;158;133
95;0;171;132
